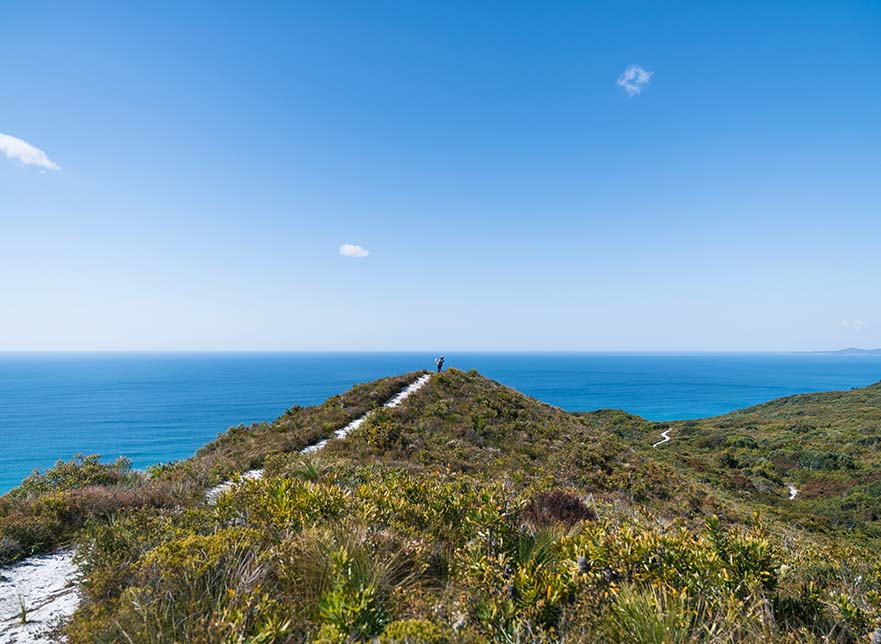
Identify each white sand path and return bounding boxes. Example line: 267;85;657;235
1;373;434;641
653;428;673;448
0;550;78;643
204;468;265;505
650;426;800;501
206;373;432;503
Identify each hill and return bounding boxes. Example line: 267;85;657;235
655;381;881;541
1;369;880;643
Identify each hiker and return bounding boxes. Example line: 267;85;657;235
435;355;445;372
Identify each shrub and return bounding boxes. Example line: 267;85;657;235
74;507;215;602
7;455;134;500
358;410;404;450
522;490;595;527
216;476;349;531
269;524;425;640
460;525;576;638
380;619;448;643
69;527;280;644
586;584;695;644
0;480;177;563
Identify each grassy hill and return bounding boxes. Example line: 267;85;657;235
2;369;880;642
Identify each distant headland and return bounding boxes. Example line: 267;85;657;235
799;347;881;355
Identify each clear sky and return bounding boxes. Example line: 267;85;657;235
2;1;880;351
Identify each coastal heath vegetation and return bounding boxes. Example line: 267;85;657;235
1;369;880;642
0;373;419;565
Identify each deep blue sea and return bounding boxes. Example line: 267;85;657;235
2;352;880;494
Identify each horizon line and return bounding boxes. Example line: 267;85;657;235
0;348;879;355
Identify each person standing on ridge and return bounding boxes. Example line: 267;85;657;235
435;356;445;373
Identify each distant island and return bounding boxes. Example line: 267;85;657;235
800;347;881;355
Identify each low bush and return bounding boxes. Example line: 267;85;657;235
7;454;134;501
0;461;179;563
522;489;596;527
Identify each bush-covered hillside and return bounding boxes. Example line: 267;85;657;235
0;373;420;565
656;382;881;542
2;369;880;643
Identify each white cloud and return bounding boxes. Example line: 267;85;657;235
616;65;653;96
339;243;370;258
0;133;60;171
841;319;866;331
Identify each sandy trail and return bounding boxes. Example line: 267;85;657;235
207;373;432;502
0;550;78;643
653;428;673;447
650;426;799;502
382;374;433;408
204;468;264;505
650;426;799;501
301;373;432;454
2;373;434;641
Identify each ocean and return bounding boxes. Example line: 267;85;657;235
1;352;880;494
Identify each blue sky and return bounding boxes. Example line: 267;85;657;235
2;1;880;351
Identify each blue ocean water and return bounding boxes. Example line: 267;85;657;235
1;352;880;494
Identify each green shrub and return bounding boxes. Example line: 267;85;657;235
69;527;281;644
588;584;695;644
380;619;448;643
0;480;176;563
8;455;134;500
216;476;349;530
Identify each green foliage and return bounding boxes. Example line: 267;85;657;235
4;369;880;642
187;371;426;487
318;548;390;638
8;454;133;500
74;508;215;602
461;525;576;639
0;457;177;564
69;527;287;643
357;409;404;449
379;619;448;643
586;584;695;644
216;476;349;531
653;380;881;540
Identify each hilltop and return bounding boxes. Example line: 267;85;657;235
1;369;880;643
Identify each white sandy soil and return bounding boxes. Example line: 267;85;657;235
0;550;78;643
653;428;673;447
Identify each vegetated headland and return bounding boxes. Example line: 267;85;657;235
2;369;881;643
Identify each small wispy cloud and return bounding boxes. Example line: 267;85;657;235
0;133;60;171
841;319;866;331
339;243;370;258
617;64;653;96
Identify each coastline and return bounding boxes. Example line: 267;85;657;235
4;352;881;494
